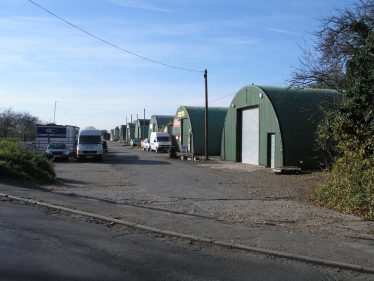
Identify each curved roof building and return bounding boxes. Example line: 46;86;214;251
172;106;228;156
221;85;341;169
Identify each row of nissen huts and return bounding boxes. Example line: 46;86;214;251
111;85;341;169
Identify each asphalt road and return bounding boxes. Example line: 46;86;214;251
0;199;358;281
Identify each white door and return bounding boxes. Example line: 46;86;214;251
270;133;275;168
241;108;259;165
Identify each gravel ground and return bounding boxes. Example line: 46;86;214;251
48;144;374;243
31;142;372;269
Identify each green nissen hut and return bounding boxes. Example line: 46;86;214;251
126;123;135;143
134;119;150;139
149;115;174;136
172;106;228;156
114;126;120;141
119;125;127;142
221;85;341;169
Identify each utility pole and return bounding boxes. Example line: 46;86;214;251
136;114;139;137
53;101;57;124
204;69;208;161
143;108;145;139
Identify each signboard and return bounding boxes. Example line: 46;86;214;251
36;126;67;138
173;118;180;128
177;111;185;118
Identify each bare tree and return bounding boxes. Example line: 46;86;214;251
0;108;20;138
18;112;41;141
289;0;374;91
0;108;41;140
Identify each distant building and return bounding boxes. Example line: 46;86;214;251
126;123;135;143
119;125;127;142
149;115;174;136
134;119;150;139
172;106;228;155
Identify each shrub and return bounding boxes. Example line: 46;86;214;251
0;139;56;184
314;147;374;220
313;29;374;220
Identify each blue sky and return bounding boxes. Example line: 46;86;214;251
0;0;356;130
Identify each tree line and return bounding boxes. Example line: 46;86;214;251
0;108;41;141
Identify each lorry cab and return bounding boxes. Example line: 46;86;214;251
150;132;171;153
77;129;103;161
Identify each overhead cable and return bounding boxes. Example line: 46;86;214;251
210;91;236;103
27;0;203;73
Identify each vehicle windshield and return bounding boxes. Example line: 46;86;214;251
157;136;170;142
48;143;67;149
79;135;101;144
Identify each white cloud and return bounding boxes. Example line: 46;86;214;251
109;0;173;13
266;28;301;36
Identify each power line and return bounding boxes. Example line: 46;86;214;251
210;90;237;103
27;0;203;73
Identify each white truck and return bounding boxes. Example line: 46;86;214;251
150;132;171;153
35;125;79;155
76;129;103;161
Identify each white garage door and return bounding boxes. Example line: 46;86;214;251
241;108;259;165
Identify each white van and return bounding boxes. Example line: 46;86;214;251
77;129;103;161
150;132;171;153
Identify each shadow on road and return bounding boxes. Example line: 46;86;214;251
57;178;88;187
109;155;171;165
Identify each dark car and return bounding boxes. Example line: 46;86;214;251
45;142;70;161
102;141;108;153
130;138;141;147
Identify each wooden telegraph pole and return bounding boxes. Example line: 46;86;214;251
204;69;208;160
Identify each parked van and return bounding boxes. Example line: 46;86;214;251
77;129;103;161
150;132;171;153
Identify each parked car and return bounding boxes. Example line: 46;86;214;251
102;140;108;153
143;138;150;151
130;138;141;147
45;142;70;161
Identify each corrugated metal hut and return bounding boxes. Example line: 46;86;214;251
126;123;135;143
114;126;120;141
119;125;127;142
172;106;228;156
221;85;341;169
134;119;150;139
149;115;174;136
